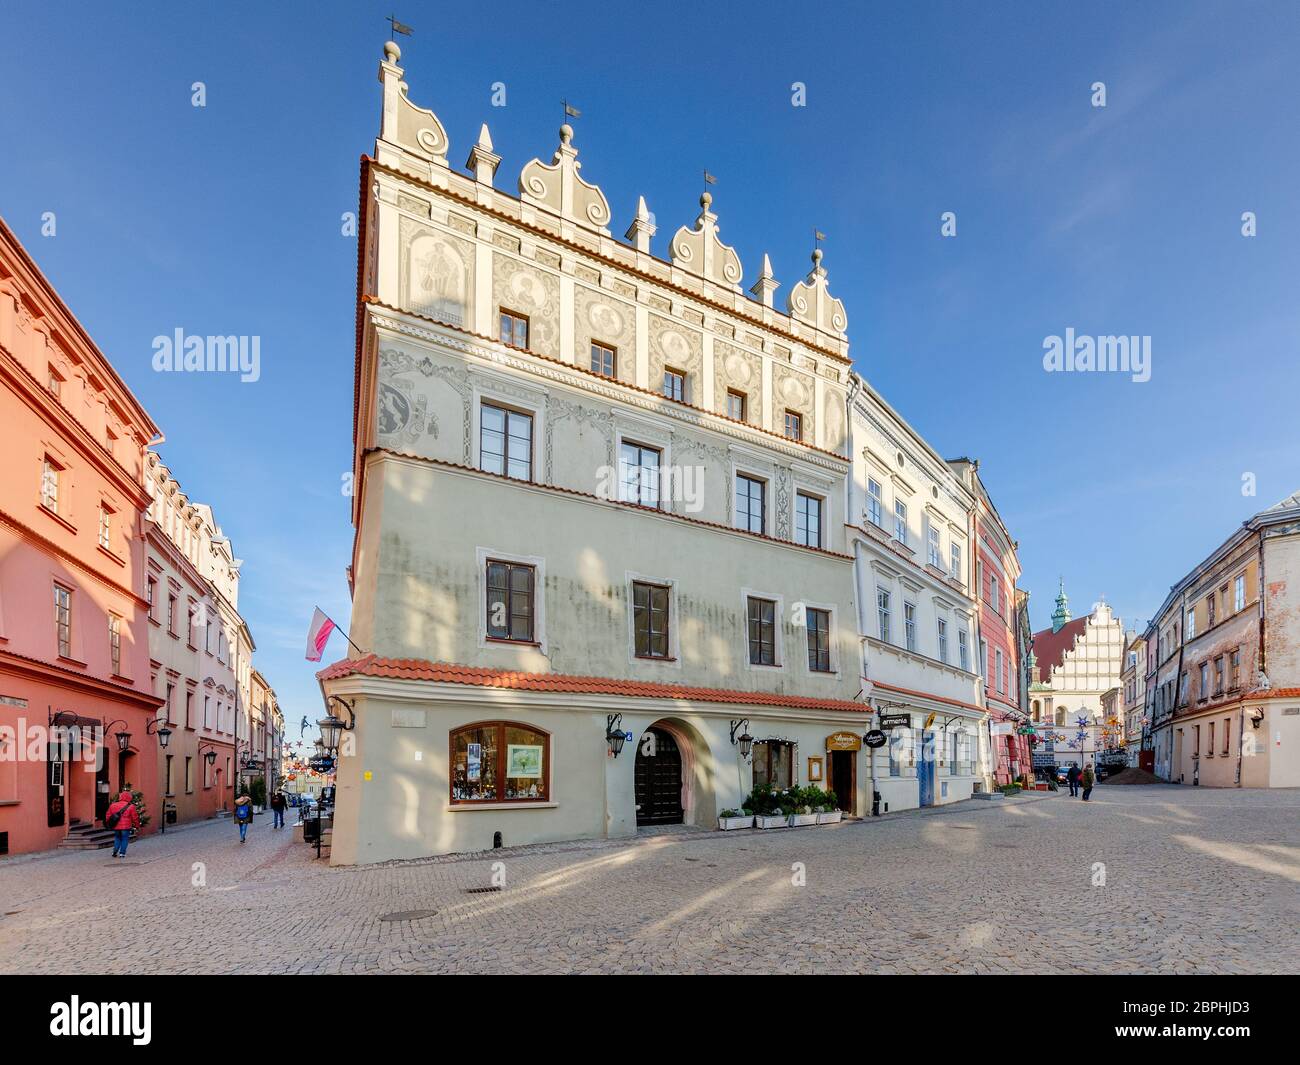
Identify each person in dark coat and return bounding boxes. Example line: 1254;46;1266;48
1081;765;1095;801
1066;764;1081;797
105;790;140;858
270;790;287;829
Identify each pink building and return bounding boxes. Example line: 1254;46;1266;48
0;217;163;856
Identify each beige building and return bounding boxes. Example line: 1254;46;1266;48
1147;491;1300;788
1120;633;1146;766
321;42;875;864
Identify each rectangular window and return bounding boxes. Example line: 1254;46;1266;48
1193;725;1200;757
499;309;529;348
894;500;907;544
204;696;212;730
867;479;883;528
995;649;1005;693
1207;594;1216;628
48;365;63;397
1229;648;1241;690
1187;609;1196;640
480;402;533;481
1222;717;1231;756
165;754;174;797
41;458;61;513
927;524;942;568
451;722;550;803
662;367;686;402
806;607;831;672
1214;656;1224;695
795;492;823;548
185;691;194;729
752;740;794;790
53;583;72;657
950;542;962;580
889;727;914;778
108;614;121;675
632;581;670;659
747;597;777;666
619;442;661;507
877;588;892;643
167;594;178;636
146;578;156;619
904;602;917;651
989;573;1000;613
958;630;969;671
979;638;988;681
486;560;535;643
590;341;616;378
726;390;746;421
164;682;175;725
937;618;949;663
1198;662;1208;699
783;409;802;440
185;756;194;794
736;474;766;534
1208;720;1215;756
1234;574;1245;612
98;505;112;550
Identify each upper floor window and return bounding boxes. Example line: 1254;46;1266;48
795;492;823;548
499;308;529;349
1186;609;1196;640
867;479;883;528
632;581;670;659
783;410;802;441
1206;594;1216;628
451;721;550;804
989;573;1000;613
747;596;778;666
619;442;661;507
926;524;942;568
806;607;831;672
1214;655;1225;694
726;390;746;421
108;614;122;675
53;583;72;657
995;649;1005;693
41;457;62;514
1234;574;1245;613
590;341;616;378
877;588;892;644
950;542;962;580
486;560;535;643
958;629;969;671
146;577;157;619
893;500;907;545
47;365;63;398
736;474;766;534
662;367;686;402
1229;648;1241;689
167;594;178;636
937;618;949;663
480;402;533;481
904;601;917;651
98;505;113;550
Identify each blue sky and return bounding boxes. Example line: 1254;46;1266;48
3;0;1298;725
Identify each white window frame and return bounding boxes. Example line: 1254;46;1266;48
741;587;786;672
877;586;893;644
1234;574;1245;613
867;478;883;528
471;377;546;482
903;600;917;651
926;522;942;568
733;467;770;536
625;570;680;669
799;599;841;678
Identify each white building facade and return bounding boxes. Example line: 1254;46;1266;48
322;43;877;864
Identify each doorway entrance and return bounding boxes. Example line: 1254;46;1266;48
634;726;683;826
919;731;936;807
829;750;856;815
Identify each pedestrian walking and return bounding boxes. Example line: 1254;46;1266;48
1067;764;1080;797
234;792;254;843
1081;765;1095;802
105;789;140;858
270;790;287;829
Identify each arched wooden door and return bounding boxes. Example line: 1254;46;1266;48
634;726;683;826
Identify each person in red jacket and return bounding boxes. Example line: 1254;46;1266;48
105;790;140;858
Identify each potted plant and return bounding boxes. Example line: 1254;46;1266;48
748;784;788;829
717;808;753;831
787;787;819;828
813;787;842;824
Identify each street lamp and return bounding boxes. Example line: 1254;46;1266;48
605;714;626;757
729;718;753;762
319;696;356;753
147;718;173;833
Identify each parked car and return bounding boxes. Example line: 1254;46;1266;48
1054;766;1070;785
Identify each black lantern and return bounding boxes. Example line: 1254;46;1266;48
605;714;626;757
146;718;172;749
317;715;343;752
115;730;132;752
204;749;218;766
730;719;753;761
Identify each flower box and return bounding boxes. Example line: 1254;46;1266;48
717;814;754;831
788;813;819;828
816;810;842;825
755;814;789;830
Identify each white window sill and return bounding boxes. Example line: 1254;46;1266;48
445;802;558;812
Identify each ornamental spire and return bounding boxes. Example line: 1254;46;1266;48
1051;577;1072;633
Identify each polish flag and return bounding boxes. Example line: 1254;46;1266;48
305;608;336;662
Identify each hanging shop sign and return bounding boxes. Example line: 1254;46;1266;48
826;731;862;752
863;729;888;749
879;713;911;730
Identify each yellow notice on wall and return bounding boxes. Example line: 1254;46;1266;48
363;770;373;781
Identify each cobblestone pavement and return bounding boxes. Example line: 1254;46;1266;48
1;785;1296;974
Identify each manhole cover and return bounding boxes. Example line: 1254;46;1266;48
463;886;501;894
379;909;438;922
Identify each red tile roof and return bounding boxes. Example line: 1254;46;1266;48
1030;616;1089;683
317;655;872;714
